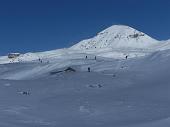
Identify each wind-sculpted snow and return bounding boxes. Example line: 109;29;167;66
0;49;170;126
0;25;170;126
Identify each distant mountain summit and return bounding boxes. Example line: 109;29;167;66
71;25;159;50
1;25;170;65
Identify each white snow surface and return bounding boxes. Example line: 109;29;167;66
1;25;170;65
71;25;159;50
0;25;170;127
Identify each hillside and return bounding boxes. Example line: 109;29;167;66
0;25;170;127
71;25;159;50
1;25;170;65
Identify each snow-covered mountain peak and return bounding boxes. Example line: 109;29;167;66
71;25;159;50
98;25;136;35
1;25;170;65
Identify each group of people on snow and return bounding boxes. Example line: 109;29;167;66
38;58;49;64
85;55;97;72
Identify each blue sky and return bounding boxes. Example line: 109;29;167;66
0;0;170;55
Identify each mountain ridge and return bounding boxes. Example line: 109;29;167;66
0;25;170;64
71;25;159;50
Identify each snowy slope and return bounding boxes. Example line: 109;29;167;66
0;49;170;127
0;25;170;65
71;25;159;50
1;24;170;127
152;39;170;51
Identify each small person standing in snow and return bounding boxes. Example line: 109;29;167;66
38;58;42;63
85;56;88;59
125;55;128;59
88;67;91;72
